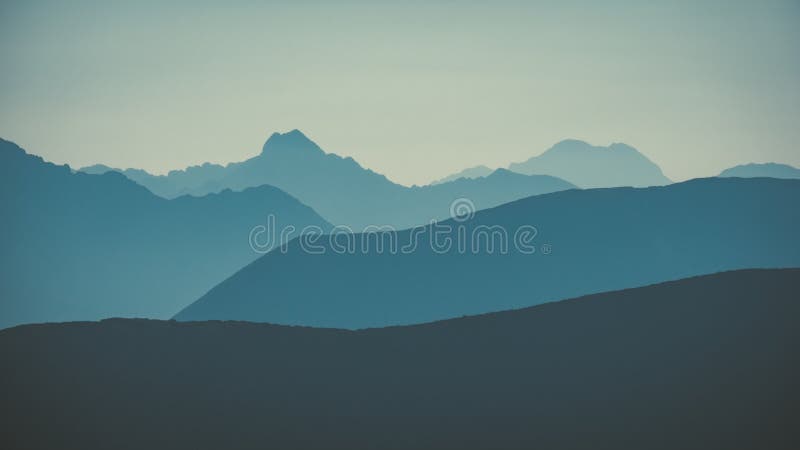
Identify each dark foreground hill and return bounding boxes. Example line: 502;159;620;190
1;269;798;450
175;177;800;328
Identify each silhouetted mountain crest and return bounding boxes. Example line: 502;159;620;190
1;138;331;329
261;129;324;156
167;162;226;178
2;139;155;201
1;138;47;167
541;139;592;154
430;165;494;185
75;130;575;228
509;139;671;188
79;163;115;175
719;162;800;179
487;168;516;178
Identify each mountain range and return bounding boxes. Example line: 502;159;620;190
430;165;494;185
79;162;229;198
175;176;800;328
3;268;797;450
8;132;800;331
3;127;798;448
80;131;578;229
0;138;331;329
718;162;800;179
82;131;682;228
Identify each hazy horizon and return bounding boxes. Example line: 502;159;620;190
2;0;799;186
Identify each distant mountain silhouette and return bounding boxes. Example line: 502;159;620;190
175;177;800;328
0;138;331;329
719;162;800;179
80;130;576;229
430;165;494;185
2;269;797;450
508;139;672;188
79;162;228;198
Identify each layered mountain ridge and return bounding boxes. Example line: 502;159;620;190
81;130;578;229
175;176;800;328
0;138;331;329
3;269;797;449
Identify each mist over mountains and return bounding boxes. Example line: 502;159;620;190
79;131;681;228
4;0;799;445
718;162;800;179
79;162;229;198
7;131;800;332
81;130;577;229
0;138;330;329
3;127;799;449
175;177;800;328
508;139;672;188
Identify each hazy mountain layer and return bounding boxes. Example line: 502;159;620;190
175;177;800;328
430;164;494;185
79;162;229;198
508;139;672;188
0;138;331;329
82;131;577;229
719;162;800;179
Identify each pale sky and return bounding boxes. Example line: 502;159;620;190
1;0;799;186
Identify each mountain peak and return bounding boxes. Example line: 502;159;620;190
547;139;592;153
509;139;671;188
79;164;115;175
487;167;516;178
261;129;323;156
546;140;641;155
719;162;800;179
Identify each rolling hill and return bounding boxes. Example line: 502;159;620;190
175;177;800;328
2;269;797;449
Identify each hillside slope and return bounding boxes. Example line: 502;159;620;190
2;269;798;450
176;177;800;328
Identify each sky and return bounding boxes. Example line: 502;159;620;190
1;0;799;186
